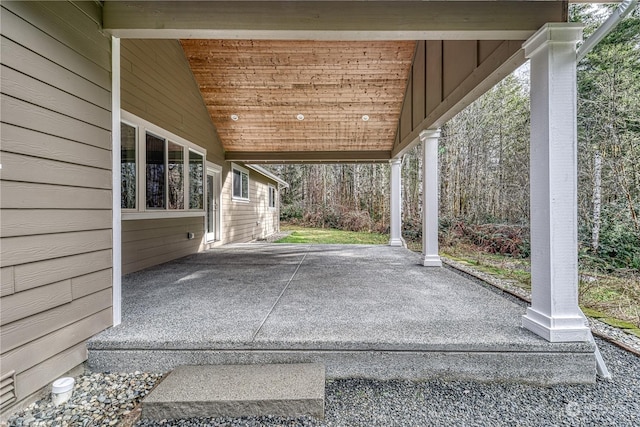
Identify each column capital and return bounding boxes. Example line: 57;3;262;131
419;128;441;142
389;157;402;166
523;23;583;59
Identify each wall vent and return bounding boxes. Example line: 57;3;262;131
1;370;17;411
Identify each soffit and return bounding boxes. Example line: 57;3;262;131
181;40;416;157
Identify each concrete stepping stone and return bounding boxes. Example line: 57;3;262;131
141;363;325;420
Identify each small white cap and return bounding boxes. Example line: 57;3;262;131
52;377;74;394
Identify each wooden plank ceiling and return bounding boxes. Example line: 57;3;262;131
180;40;416;159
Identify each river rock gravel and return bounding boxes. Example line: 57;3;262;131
6;372;161;427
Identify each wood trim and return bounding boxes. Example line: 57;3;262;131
225;150;391;163
103;1;565;40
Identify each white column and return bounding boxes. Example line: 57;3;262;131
420;129;442;267
389;158;405;247
522;23;590;342
111;36;122;326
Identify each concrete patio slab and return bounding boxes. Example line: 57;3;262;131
88;244;595;384
141;363;325;420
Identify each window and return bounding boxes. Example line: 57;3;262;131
232;164;249;201
121;123;137;209
189;150;204;209
168;142;184;210
268;185;277;208
120;111;207;217
146;132;166;209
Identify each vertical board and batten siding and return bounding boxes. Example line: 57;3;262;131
221;167;280;244
0;0;112;407
120;39;225;274
393;39;525;156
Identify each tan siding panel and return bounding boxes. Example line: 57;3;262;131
478;40;504;64
1;123;111;169
0;181;111;210
0;6;110;89
443;40;478;99
1;230;112;267
412;41;426;127
0;152;111;189
0;289;111;354
0;280;72;325
1;65;110;130
121;217;203;232
122;222;202;243
401;79;413;140
425;41;443;116
15;342;87;401
13;250;112;293
2;1;110;69
119;37;226;272
0;36;110;110
1;209;112;238
71;0;102;26
71;269;112;299
122;231;203;259
1;309;111;376
120;39;225;162
1;267;15;297
1;95;111;150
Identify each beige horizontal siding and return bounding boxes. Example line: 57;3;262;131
1;123;111;169
0;36;110;110
0;1;112;406
221;164;280;244
12;250;112;294
0;5;110;89
120;38;223;273
1;289;112;354
121;39;224;165
1;210;112;238
122;217;204;274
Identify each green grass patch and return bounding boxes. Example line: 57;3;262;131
440;244;639;332
275;225;388;245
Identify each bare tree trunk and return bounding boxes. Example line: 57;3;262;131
591;149;602;251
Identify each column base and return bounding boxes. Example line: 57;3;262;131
388;237;406;248
522;308;591;342
422;254;442;267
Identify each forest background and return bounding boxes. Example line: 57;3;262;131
268;5;640;279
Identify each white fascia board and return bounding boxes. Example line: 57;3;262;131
245;164;289;188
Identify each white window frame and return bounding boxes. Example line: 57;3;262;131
268;184;277;209
121;110;206;220
231;163;250;202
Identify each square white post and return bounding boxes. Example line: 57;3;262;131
111;36;122;326
522;23;590;342
420;129;442;267
389;158;405;247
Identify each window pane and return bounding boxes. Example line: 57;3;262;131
233;169;242;198
189;151;204;209
168;142;184;209
241;172;249;199
269;187;276;208
121;123;136;209
146;133;165;209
